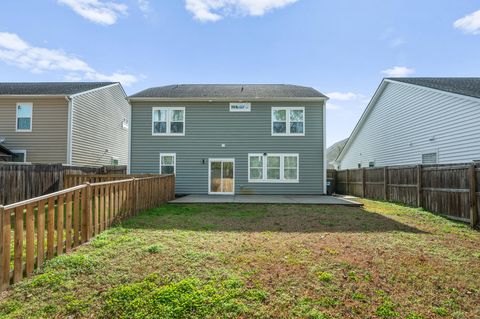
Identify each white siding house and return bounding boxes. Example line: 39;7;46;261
337;78;480;169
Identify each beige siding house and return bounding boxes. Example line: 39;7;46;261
0;82;130;166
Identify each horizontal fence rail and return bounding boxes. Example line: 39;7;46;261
0;174;175;291
331;162;479;227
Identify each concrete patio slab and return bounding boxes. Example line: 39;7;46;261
169;195;362;206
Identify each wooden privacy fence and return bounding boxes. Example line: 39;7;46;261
0;164;127;205
0;174;175;291
332;163;480;227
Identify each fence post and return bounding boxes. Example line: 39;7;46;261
383;166;388;201
469;163;478;227
362;168;366;198
346;169;349;195
134;178;139;214
82;182;92;242
417;165;423;208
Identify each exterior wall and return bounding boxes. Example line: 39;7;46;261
0;97;68;163
131;101;325;195
339;81;480;169
71;84;129;167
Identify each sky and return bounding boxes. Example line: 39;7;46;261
0;0;479;146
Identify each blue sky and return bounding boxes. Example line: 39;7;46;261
0;0;479;146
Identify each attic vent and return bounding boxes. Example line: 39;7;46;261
422;152;437;165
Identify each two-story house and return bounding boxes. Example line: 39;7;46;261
0;82;130;166
128;84;328;195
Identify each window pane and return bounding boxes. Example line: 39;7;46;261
290;110;304;121
161;165;175;174
267;168;280;180
290;122;304;134
162;156;174;165
154;110;167;122
170;122;184;133
12;152;25;162
273;122;286;133
17;105;32;118
284;156;297;168
284;168;297;180
267;156;280;168
273;109;286;121
154;122;167;133
17;118;31;130
250;168;263;180
171;110;184;121
249;156;263;168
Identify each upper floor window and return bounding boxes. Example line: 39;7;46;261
152;107;185;136
16;103;32;132
272;107;305;136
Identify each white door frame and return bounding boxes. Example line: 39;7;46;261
208;158;235;195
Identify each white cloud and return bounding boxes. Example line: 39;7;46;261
326;103;341;110
327;92;360;101
57;0;127;25
0;32;138;86
454;10;480;35
381;66;415;77
185;0;299;22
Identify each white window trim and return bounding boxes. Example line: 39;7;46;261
248;153;299;183
271;107;305;136
11;149;27;163
16;102;33;132
160;153;176;175
152;107;185;136
208;158;235;195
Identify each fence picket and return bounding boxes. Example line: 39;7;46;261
25;204;35;277
14;206;24;283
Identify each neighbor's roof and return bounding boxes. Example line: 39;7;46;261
388;78;480;100
0;144;14;156
129;84;327;99
0;82;118;96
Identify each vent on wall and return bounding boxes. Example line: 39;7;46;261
422;153;437;165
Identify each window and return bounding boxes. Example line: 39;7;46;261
368;161;375;168
358;163;361;168
111;156;119;166
16;103;32;132
422;152;437;164
248;153;299;183
152;107;185;136
11;150;26;163
272;107;305;136
160;153;176;174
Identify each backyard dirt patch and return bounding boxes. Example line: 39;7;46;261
0;199;479;318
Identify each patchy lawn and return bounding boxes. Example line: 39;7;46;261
1;199;479;318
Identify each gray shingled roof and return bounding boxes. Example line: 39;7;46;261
129;84;327;99
388;78;480;100
0;82;117;96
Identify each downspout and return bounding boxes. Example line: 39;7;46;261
323;100;327;195
66;96;73;165
127;97;132;174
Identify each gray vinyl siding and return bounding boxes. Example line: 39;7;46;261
0;97;68;163
339;81;480;169
131;101;325;195
71;84;129;167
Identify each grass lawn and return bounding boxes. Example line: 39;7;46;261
0;199;479;318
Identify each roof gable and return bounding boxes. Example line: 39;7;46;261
0;82;117;96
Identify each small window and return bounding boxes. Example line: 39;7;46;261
11;150;26;163
368;161;375;168
160;153;176;174
16;103;32;132
272;107;305;136
358;163;361;168
248;153;299;183
422;153;437;164
111;156;119;166
152;107;185;136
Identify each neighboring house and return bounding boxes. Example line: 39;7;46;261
337;78;480;169
326;138;347;169
0;82;130;166
128;84;328;195
0;143;14;161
